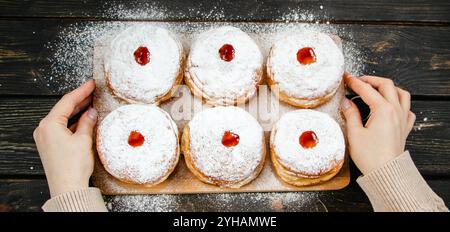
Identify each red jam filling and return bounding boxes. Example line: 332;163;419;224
299;131;318;149
128;131;145;147
222;131;240;147
219;44;235;62
296;47;316;65
134;46;150;66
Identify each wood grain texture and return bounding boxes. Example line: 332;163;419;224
0;98;55;176
1;177;448;212
0;0;449;212
0;97;449;177
0;20;449;96
0;0;449;23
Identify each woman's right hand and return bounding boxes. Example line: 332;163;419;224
340;74;416;175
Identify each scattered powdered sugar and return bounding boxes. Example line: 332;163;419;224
102;1;226;21
106;194;181;212
188;106;264;184
44;21;128;93
271;109;345;175
102;1;169;20
105;191;322;212
97;104;179;184
282;10;316;23
187;26;263;101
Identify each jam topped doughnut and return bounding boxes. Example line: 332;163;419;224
185;26;264;106
96;104;179;186
104;25;184;104
181;106;265;188
270;109;345;186
267;31;345;108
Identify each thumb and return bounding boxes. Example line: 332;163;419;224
341;98;363;133
75;107;97;137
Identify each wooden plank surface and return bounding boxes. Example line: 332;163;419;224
0;20;449;96
0;0;449;23
0;0;449;212
1;98;449;177
1;177;449;212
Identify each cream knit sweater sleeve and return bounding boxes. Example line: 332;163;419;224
42;187;108;212
357;151;448;212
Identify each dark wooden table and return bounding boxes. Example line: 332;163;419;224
0;0;449;212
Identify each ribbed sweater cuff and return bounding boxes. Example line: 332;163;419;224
42;187;108;212
357;151;448;212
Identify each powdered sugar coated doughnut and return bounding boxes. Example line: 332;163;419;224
182;106;265;188
185;26;263;106
104;25;183;104
267;31;344;108
96;104;179;186
271;109;345;176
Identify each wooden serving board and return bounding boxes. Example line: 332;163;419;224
91;22;350;195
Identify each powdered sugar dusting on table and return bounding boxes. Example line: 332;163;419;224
188;106;264;183
97;104;179;184
105;191;322;212
102;1;169;20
